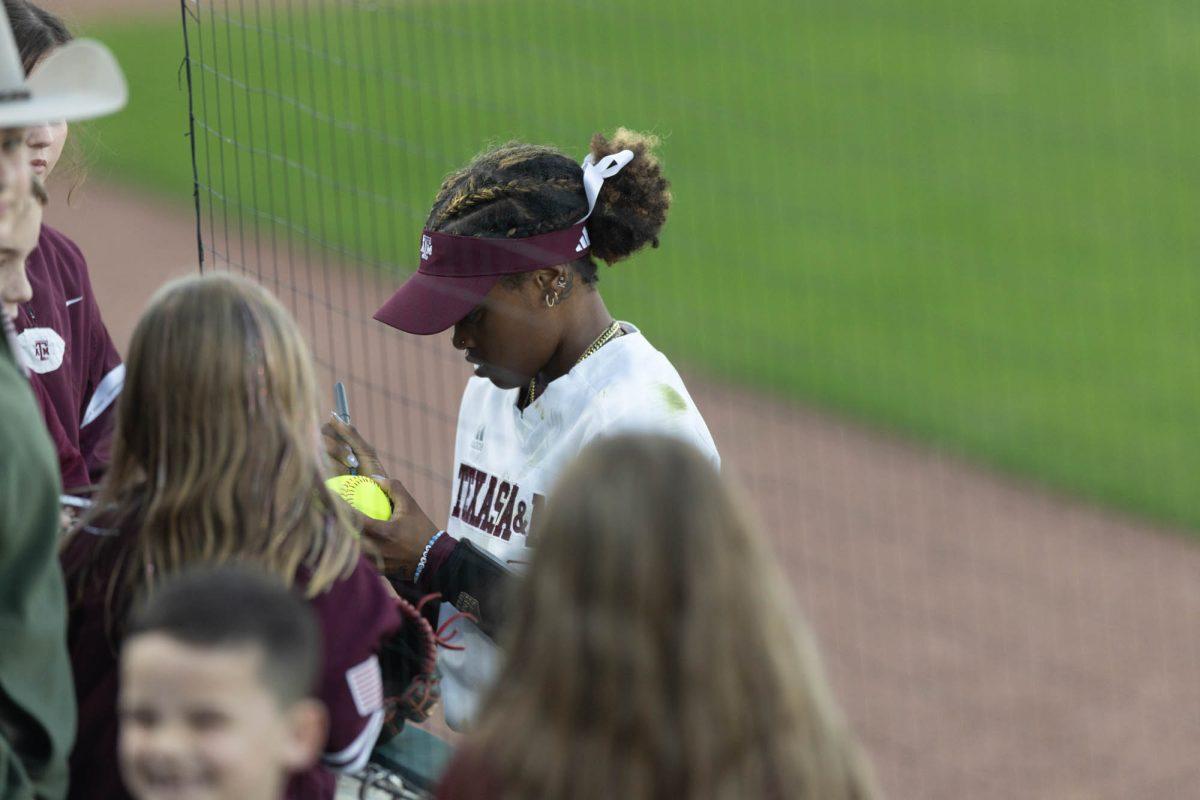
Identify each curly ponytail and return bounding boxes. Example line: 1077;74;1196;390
584;128;672;264
424;128;672;284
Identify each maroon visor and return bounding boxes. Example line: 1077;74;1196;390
373;221;591;335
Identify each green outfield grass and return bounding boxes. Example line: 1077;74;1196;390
81;1;1199;528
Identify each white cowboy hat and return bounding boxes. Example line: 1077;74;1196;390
0;5;126;128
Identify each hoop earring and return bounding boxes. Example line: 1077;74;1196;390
545;293;558;308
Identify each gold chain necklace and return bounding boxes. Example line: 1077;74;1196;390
527;320;622;407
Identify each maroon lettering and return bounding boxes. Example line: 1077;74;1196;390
34;340;50;361
465;472;490;528
511;500;529;536
491;482;514;540
451;468;536;543
465;470;487;526
475;476;498;534
450;464;477;520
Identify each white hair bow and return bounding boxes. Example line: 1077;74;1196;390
579;149;635;222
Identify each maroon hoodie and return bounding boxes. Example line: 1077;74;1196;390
14;225;122;490
62;521;402;800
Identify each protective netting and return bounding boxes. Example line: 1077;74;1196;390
171;1;1199;796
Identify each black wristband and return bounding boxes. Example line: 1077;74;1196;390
429;539;512;639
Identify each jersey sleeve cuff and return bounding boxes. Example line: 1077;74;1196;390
416;532;458;592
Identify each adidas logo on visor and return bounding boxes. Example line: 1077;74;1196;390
575;228;590;253
420;234;433;261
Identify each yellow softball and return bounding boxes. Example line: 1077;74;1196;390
325;475;393;521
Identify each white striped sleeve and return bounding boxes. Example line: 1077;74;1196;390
322;708;385;774
81;363;125;428
321;653;387;774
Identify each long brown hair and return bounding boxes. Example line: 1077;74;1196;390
69;274;358;614
472;434;878;800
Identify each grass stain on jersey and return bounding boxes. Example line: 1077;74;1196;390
659;384;687;413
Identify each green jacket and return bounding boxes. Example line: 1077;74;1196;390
0;341;74;800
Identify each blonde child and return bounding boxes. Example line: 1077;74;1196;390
62;274;400;800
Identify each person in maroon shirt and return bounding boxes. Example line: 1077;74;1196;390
9;178;93;488
118;567;331;800
6;0;124;490
0;6;128;797
435;435;879;800
61;274;400;800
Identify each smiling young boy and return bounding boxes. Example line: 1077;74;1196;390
117;567;329;800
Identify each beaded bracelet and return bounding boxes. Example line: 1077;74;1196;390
412;531;445;584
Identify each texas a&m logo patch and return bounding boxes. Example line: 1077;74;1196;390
16;327;66;374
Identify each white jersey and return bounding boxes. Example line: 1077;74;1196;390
437;323;718;729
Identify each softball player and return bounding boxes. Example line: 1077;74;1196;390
325;128;718;730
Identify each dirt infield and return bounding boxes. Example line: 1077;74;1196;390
45;180;1200;799
43;0;193;22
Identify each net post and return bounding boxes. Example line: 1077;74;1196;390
179;0;205;273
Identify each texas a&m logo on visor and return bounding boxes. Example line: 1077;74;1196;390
420;234;433;261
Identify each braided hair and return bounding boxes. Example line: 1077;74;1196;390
426;129;673;285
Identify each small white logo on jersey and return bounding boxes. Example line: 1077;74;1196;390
420;234;433;261
65;296;83;307
345;655;384;717
575;228;590;252
471;425;485;453
16;327;65;374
